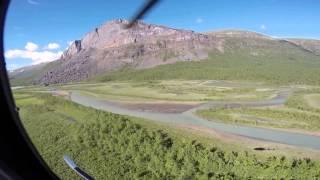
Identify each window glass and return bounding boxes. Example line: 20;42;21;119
5;0;320;179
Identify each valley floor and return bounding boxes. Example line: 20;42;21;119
12;80;320;179
23;80;320;133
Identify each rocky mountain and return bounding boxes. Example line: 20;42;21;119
37;19;226;84
8;19;320;85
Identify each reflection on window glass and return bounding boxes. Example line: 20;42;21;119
5;0;320;179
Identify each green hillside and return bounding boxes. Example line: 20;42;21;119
97;38;320;85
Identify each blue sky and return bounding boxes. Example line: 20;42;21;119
4;0;320;70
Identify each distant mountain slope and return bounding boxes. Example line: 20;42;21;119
205;29;271;39
9;19;320;86
96;35;320;85
285;38;320;55
9;61;59;86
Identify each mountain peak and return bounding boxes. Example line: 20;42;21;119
61;19;209;60
44;20;222;84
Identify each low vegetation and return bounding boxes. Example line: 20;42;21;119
197;88;320;132
197;107;320;131
58;80;275;102
285;89;320;114
14;92;320;179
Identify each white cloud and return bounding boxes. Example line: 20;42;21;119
5;42;62;65
27;0;39;5
260;24;266;30
196;18;204;24
25;42;38;51
44;43;60;50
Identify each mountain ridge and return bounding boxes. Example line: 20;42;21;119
8;19;320;86
37;19;223;84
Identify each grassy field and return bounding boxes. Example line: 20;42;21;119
16;80;320;133
304;94;320;109
13;91;320;179
35;80;278;102
197;88;320;132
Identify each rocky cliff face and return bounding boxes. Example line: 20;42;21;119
39;19;224;84
61;40;82;59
